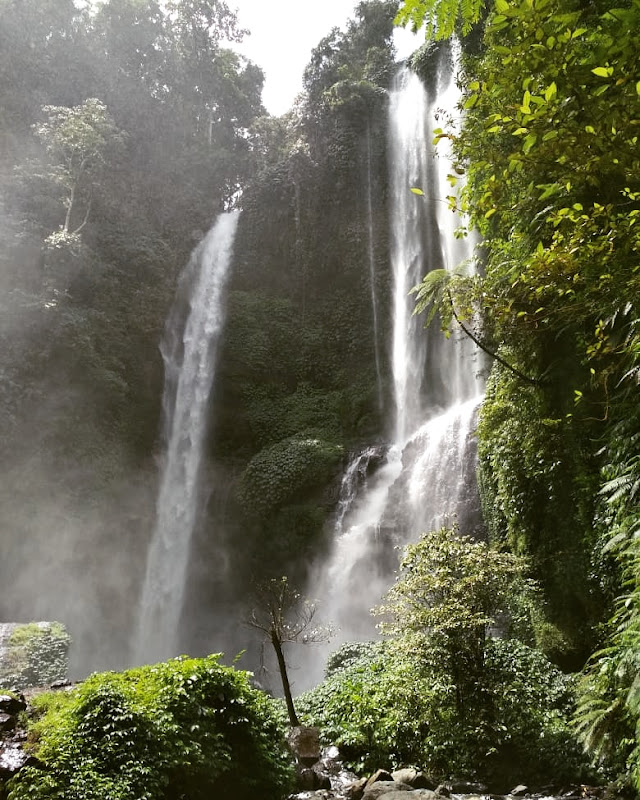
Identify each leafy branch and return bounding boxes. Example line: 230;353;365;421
412;268;544;386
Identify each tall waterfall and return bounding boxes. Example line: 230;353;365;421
301;57;482;688
366;123;384;411
134;210;240;665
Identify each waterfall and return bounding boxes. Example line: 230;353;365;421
134;210;240;665
365;123;384;411
300;56;482;690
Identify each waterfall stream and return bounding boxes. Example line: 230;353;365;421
366;123;384;412
300;58;482;689
134;211;240;665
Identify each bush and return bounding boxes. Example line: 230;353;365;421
238;435;342;516
0;622;70;689
8;655;293;800
298;636;589;786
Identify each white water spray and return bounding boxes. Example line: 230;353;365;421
134;211;240;665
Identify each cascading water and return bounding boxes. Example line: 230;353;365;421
365;123;384;411
301;55;482;688
134;210;240;665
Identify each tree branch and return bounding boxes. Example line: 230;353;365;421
447;288;545;387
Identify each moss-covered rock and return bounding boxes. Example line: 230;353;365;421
0;622;70;690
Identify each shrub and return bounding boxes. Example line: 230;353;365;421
298;637;589;786
0;622;70;689
8;655;293;800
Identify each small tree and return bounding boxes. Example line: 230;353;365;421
247;576;332;727
376;526;531;715
32;98;125;240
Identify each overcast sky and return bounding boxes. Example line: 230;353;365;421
230;0;420;115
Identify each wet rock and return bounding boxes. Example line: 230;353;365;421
296;766;332;791
289;726;322;766
365;769;395;788
345;777;368;799
391;769;437;790
362;783;412;799
0;740;38;780
0;695;26;715
0;714;15;733
510;786;528;796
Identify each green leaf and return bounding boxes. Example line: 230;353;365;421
591;67;611;78
410;187;425;196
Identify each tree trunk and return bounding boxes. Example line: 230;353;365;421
271;630;299;727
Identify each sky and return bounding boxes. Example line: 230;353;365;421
230;0;420;116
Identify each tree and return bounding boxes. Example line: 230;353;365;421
247;576;332;727
376;526;530;714
32;98;124;243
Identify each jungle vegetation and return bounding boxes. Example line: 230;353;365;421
0;0;639;795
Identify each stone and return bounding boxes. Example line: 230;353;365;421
0;695;26;715
0;741;35;779
311;764;332;791
345;777;368;799
391;769;437;790
362;783;412;799
510;786;529;796
392;769;417;785
365;769;394;788
288;726;322;766
0;714;15;732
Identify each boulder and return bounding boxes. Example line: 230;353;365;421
288;726;322;766
0;695;26;715
380;793;440;800
391;769;437;790
362;783;412;799
0;740;38;781
0;714;15;733
365;769;394;788
345;777;368;799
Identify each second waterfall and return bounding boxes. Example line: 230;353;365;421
303;57;483;683
134;211;240;666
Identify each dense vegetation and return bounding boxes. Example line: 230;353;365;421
7;656;292;800
406;0;640;789
1;0;640;793
299;528;589;787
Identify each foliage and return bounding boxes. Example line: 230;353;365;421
477;362;600;664
8;655;293;800
407;0;640;783
0;622;70;689
32;99;125;237
237;436;343;517
376;527;530;677
298;529;588;782
395;0;484;39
